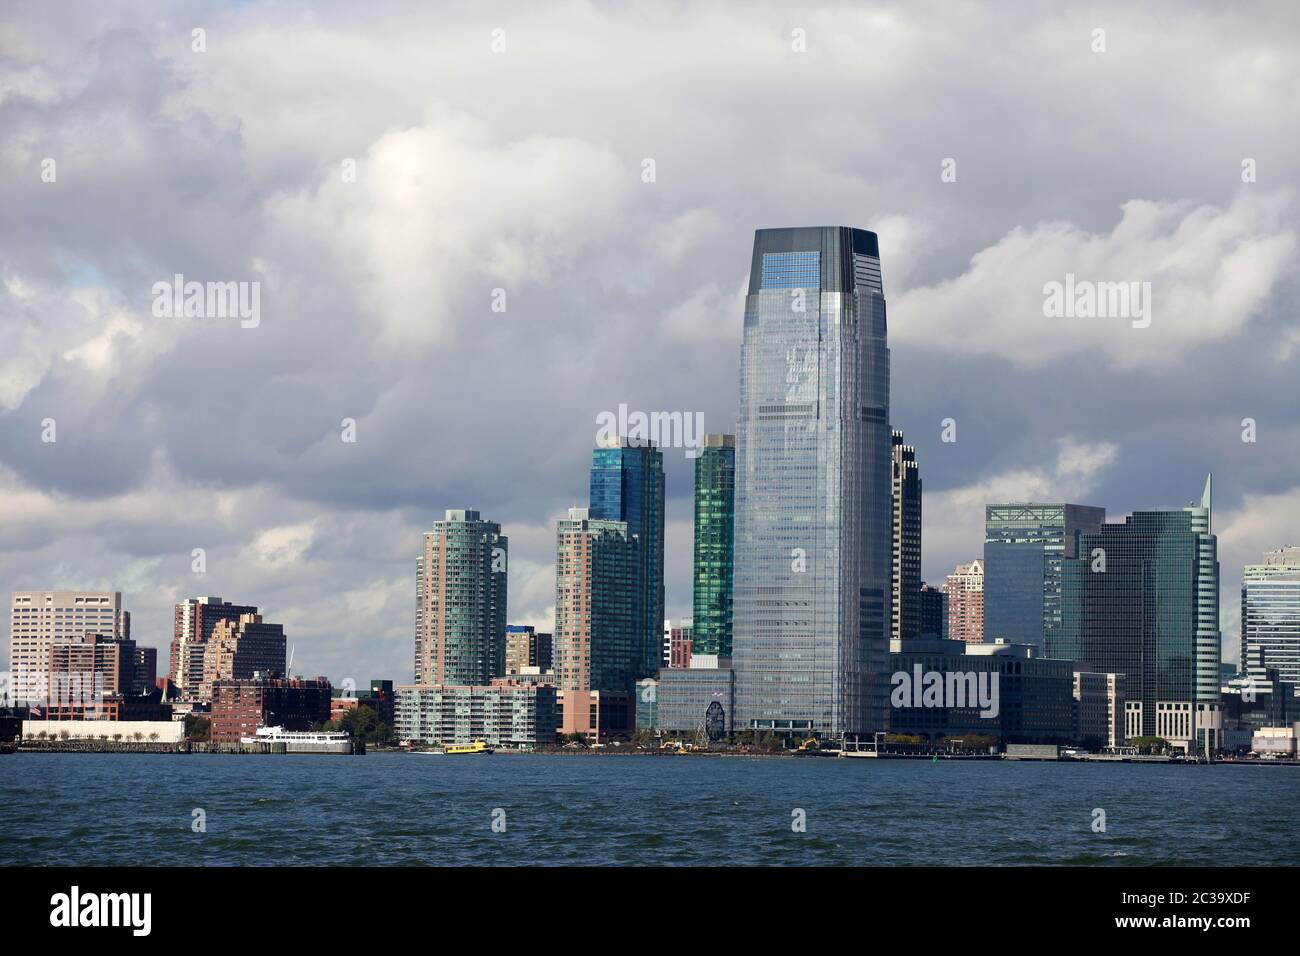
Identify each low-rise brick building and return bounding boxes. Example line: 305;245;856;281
210;676;332;743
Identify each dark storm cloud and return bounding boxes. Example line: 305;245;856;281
1;0;1297;678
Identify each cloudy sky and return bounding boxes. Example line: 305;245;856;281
2;1;1297;684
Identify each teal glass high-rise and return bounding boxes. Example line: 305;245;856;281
732;227;892;738
589;440;664;681
1055;477;1221;752
692;434;735;657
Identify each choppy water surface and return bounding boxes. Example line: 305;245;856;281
2;753;1295;866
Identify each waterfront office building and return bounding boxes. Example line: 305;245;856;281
891;431;922;642
1240;546;1300;689
732;226;892;738
171;596;260;701
945;560;985;644
983;503;1106;651
692;434;735;657
887;637;1075;744
589;440;664;682
415;510;508;686
656;660;736;738
554;507;641;694
635;678;658;732
1055;477;1222;752
557;689;633;743
1220;646;1300;740
9;590;130;708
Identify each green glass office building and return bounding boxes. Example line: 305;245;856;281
692;434;735;657
1054;477;1221;752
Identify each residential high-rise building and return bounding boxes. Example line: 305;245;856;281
732;226;892;738
504;625;553;675
415;510;508;686
589;440;664;681
945;560;985;644
9;590;130;707
918;583;948;639
553;507;641;693
1055;476;1222;752
891;430;922;641
199;612;288;699
983;503;1106;650
1241;546;1300;688
692;433;735;657
171;597;260;700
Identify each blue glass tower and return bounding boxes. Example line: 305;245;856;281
589;440;664;681
732;226;892;738
983;503;1105;650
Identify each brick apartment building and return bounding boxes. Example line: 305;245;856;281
209;677;332;743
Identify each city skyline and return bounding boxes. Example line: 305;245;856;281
2;3;1299;686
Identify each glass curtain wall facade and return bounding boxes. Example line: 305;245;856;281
589;441;664;682
1055;478;1220;746
692;434;735;657
733;226;891;738
415;510;507;686
983;503;1105;650
1241;546;1300;687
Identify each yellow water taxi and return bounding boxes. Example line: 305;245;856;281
444;740;493;755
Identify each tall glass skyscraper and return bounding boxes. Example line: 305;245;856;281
983;503;1105;650
1055;477;1221;752
692;434;735;657
732;226;892;738
589;440;664;681
415;510;508;686
1240;546;1300;688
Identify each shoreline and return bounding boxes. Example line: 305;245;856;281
9;743;1298;766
